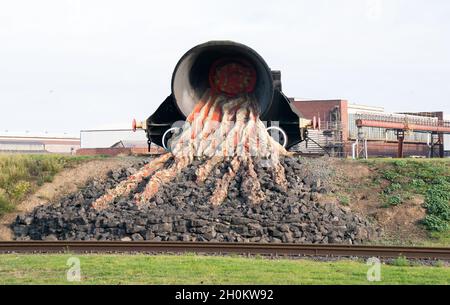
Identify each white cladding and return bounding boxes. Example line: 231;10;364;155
80;129;148;149
347;103;385;114
0;132;80;153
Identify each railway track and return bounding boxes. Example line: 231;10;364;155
0;241;449;260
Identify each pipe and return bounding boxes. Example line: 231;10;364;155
172;41;274;118
356;119;450;133
364;139;368;159
352;140;358;159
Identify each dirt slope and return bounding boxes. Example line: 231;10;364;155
328;160;429;244
0;157;139;240
3;157;445;245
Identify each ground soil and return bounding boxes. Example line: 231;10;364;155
0;157;139;240
327;160;429;245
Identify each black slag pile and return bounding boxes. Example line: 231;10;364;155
11;157;380;244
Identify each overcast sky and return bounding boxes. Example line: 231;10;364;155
1;0;449;134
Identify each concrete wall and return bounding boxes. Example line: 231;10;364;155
0;141;45;152
44;144;80;154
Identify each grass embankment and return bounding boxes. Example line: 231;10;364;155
364;159;450;243
0;254;448;285
0;154;102;217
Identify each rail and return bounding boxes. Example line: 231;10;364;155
0;242;449;260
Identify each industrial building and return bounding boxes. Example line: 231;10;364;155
77;103;450;158
77;129;163;156
291;99;449;158
3;103;447;159
0;132;80;154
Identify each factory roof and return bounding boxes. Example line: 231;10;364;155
0;131;79;139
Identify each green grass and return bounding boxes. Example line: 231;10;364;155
338;194;350;206
364;159;450;233
0;254;448;285
0;154;103;217
431;230;450;245
391;256;411;267
420;230;450;247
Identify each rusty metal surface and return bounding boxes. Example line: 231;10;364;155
356;119;450;133
0;241;449;260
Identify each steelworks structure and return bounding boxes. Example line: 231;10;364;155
356;112;450;158
290;99;448;158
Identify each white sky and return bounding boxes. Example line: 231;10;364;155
0;0;449;134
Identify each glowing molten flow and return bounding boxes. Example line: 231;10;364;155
93;60;290;209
